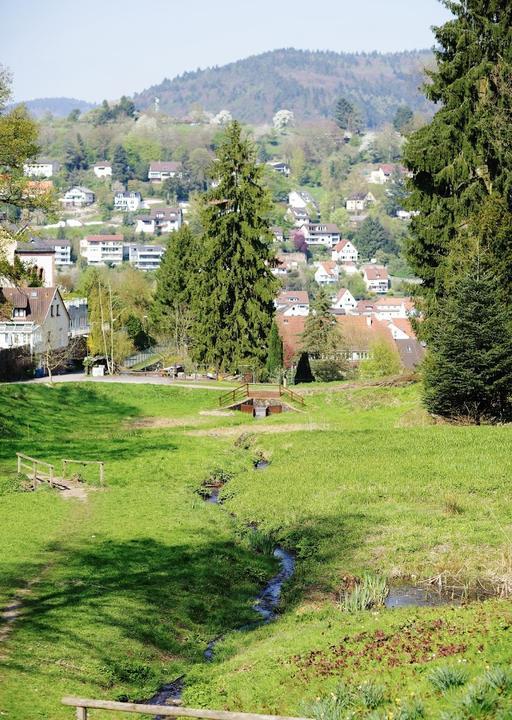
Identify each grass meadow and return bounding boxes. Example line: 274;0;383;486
1;380;512;718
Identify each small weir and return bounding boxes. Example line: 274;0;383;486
148;457;294;708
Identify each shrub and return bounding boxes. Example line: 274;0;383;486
428;665;468;692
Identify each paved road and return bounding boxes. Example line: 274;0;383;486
8;373;232;391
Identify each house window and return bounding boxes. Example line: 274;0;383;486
50;305;54;317
56;305;60;317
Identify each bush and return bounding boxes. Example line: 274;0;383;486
310;359;346;382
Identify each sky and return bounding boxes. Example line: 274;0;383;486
1;0;453;103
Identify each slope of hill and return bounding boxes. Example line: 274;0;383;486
9;97;96;118
134;48;435;126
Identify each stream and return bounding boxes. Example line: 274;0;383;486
148;459;294;708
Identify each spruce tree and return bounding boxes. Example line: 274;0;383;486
404;1;512;310
151;225;198;353
300;288;347;380
423;271;512;424
112;145;131;186
266;321;283;377
354;217;398;259
192;121;279;371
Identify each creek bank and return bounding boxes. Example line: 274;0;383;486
148;457;295;707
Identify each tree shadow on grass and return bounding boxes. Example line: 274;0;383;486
0;510;375;690
0;384;143;457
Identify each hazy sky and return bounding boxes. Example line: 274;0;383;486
2;0;452;103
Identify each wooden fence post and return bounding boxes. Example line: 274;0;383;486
49;464;54;488
62;460;67;479
76;707;87;720
32;460;36;483
17;455;21;474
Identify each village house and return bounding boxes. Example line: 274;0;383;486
288;190;317;211
59;186;95;208
331;288;357;312
93;161;112;179
271;226;285;243
302;223;341;248
43;239;73;267
147;161;183;183
368;164;395;184
314;261;339;285
275;290;310;317
331;238;359;263
285;206;310;227
14;240;56;286
114;191;143;212
267;161;291;176
127;244;165;272
346;192;375;212
135;207;183;234
373;296;414;321
80;235;124;266
0;287;70;354
23;160;59;178
272;252;307;276
362;264;389;294
276;314;398;368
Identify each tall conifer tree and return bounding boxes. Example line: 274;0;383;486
192;121;279;371
423;271;512;424
404;1;512;322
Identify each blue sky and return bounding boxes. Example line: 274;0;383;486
2;0;452;102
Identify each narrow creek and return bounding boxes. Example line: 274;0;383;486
147;458;294;708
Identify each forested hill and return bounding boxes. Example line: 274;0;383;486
9;97;97;118
134;48;435;126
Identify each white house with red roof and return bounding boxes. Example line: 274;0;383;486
275;290;310;317
302;223;340;248
331;239;358;263
314;261;339;285
385;318;415;340
148;162;183;183
331;288;356;312
373;296;415;320
361;264;389;294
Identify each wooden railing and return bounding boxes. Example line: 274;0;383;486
16;453;54;487
62;697;312;720
218;384;305;408
62;459;105;486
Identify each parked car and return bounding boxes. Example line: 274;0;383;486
163;365;184;378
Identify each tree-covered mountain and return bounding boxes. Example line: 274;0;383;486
8;97;96;118
134;48;435;126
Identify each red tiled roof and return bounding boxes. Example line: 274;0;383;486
277;290;309;305
363;265;389;280
85;235;123;243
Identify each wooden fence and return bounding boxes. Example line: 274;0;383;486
62;697;312;720
16;453;54;487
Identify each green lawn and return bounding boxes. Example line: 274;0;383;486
1;381;511;719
